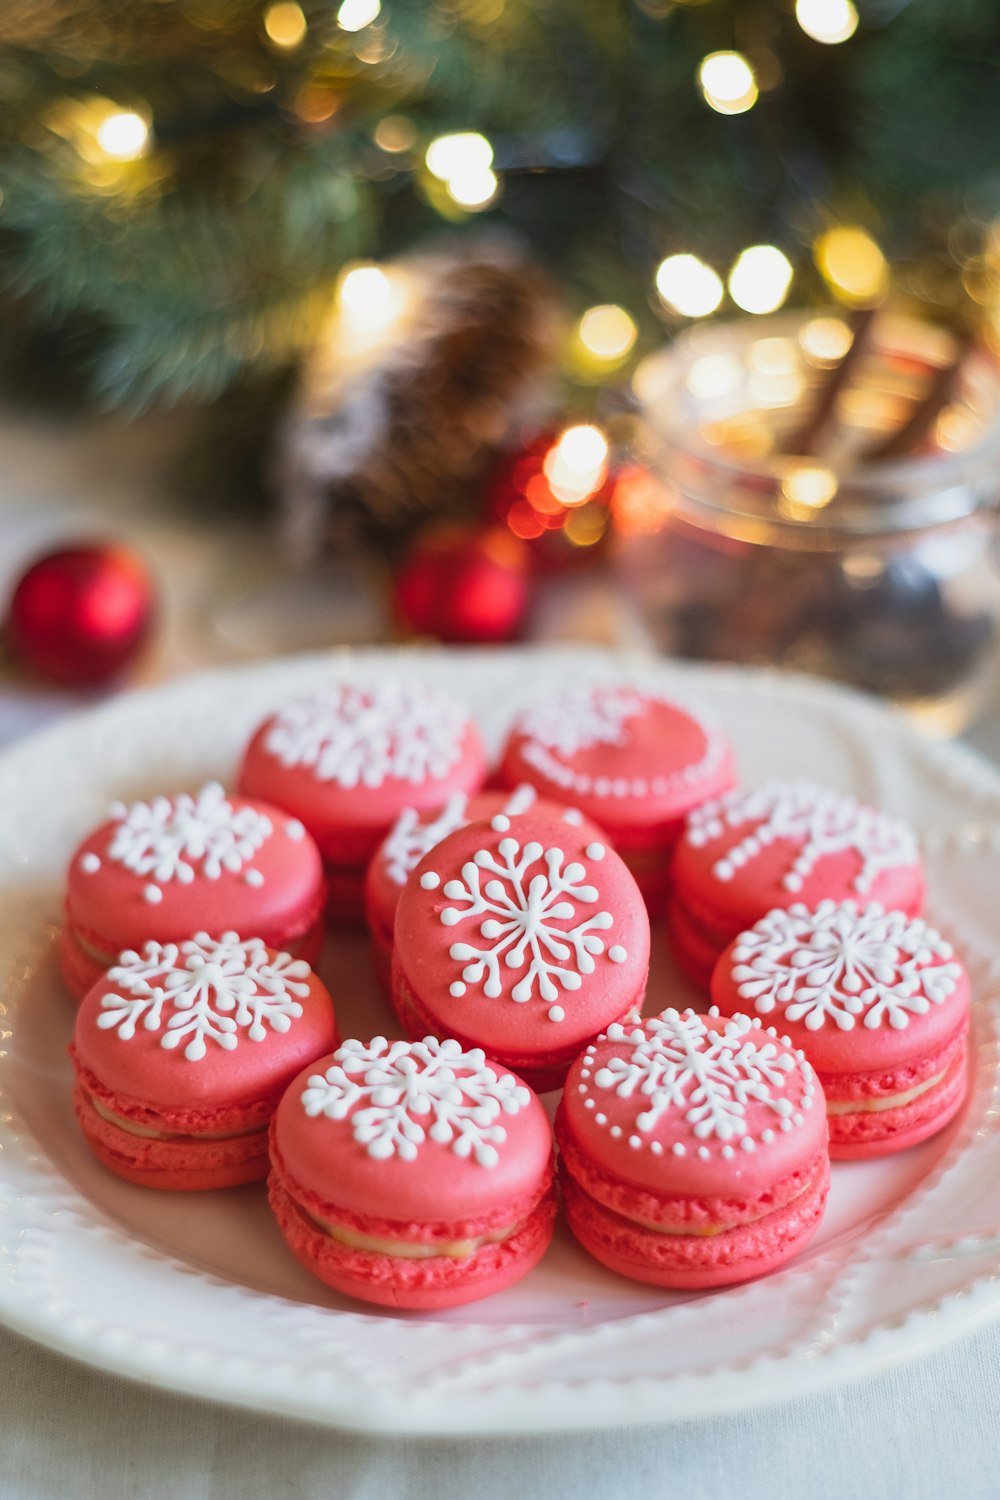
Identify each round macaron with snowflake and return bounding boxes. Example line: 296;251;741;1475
60;781;327;1002
391;806;651;1092
239;678;487;923
668;779;924;991
555;1007;829;1289
268;1035;556;1309
71;932;339;1190
363;783;607;987
497;683;734;907
711;901;970;1158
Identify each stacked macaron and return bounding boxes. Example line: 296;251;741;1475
669;780;924;990
61;780;327;1000
239;679;487;923
497;685;735;909
711;901;970;1157
391;804;651;1091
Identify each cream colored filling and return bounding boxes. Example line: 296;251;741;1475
826;1069;946;1116
307;1208;520;1261
87;1094;264;1143
600;1178;811;1239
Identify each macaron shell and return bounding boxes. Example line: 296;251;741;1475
500;694;734;828
267;1173;557;1310
65;797;325;955
74;953;339;1111
239;717;488;847
393;814;650;1060
272;1047;553;1225
825;1032;969;1159
74;1086;269;1190
560;1152;829;1289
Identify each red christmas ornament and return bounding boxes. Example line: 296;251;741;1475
7;543;155;686
394;525;530;644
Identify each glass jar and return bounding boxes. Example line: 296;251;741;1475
624;311;1000;734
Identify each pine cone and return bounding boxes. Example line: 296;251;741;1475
277;238;559;558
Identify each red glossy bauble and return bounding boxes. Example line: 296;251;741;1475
8;543;155;685
394;525;530;644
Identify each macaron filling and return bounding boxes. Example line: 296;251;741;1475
85;1093;267;1142
824;1070;946;1115
301;1203;523;1260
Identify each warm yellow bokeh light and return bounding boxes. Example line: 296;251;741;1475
374;115;417;153
337;0;381;32
698;51;758;115
543;425;610;505
728;245;793;314
686;352;744;399
338;263;394;318
446;167;499;209
95;110;149;161
425;132;493;182
815;226;889;304
800;315;854;364
578;305;638;361
779;464;838;520
795;0;858;45
264;1;307;47
655;254;724;318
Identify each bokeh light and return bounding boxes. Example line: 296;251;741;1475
728;246;793;314
795;0;859;45
446;167;499;209
425;132;493;181
578;305;637;361
655;254;724;318
799;315;854;364
337;0;382;32
264;2;307;47
779;464;838;521
698;52;758;115
815;226;889;304
95;110;149;161
543;425;610;505
374;115;417;153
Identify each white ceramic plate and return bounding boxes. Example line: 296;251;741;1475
3;646;1000;1435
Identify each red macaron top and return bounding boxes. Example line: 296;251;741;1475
560;1007;826;1200
366;784;606;938
673;780;924;930
238;679;487;843
74;932;339;1109
498;685;734;828
711;900;969;1077
66;781;325;952
394;810;650;1058
272;1036;552;1222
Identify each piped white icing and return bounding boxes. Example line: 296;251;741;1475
384;793;470;887
106;782;273;887
580;1007;814;1153
685;779;919;894
729;900;962;1032
300;1035;530;1167
427;835;624;1022
263;680;468;789
98;932;310;1062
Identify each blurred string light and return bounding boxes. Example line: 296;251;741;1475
95;109;149;161
698;52;758;115
374;115;417;153
779;464;838;522
337;0;382;32
799;315;854;364
263;2;307;47
815;226;889;304
543;424;610;505
655;254;723;317
335;262;409;352
795;0;859;45
577;304;637;363
425;131;498;211
728;245;793;314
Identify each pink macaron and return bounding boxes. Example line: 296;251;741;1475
556;1007;829;1289
391;807;650;1092
497;684;734;908
71;932;339;1190
364;784;606;989
268;1035;556;1309
711;900;970;1158
60;781;327;1002
239;679;487;924
669;780;924;991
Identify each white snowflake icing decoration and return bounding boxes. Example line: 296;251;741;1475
428;835;622;1022
98;932;311;1061
263;680;468;788
730;901;963;1032
517;687;646;757
381;785;548;887
685;779;919;895
586;1009;812;1156
300;1036;530;1167
106;781;273;895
